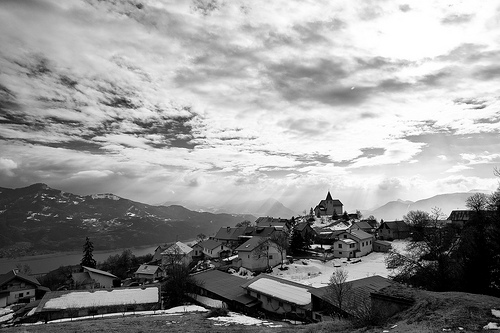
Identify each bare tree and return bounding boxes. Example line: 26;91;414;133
270;232;289;269
197;233;207;242
325;268;352;317
466;193;488;212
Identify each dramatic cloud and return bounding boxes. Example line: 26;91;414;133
1;0;499;211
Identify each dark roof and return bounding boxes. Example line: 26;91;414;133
242;226;277;238
374;240;392;247
379;220;410;232
192;270;247;301
448;210;473;221
317;199;343;207
213;226;248;241
351;221;374;230
199;239;226;250
295;222;313;232
235;236;267;252
310;275;392;312
0;270;40;288
337;229;373;241
326;191;333;201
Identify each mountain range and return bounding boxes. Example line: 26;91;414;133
160;198;297;218
361;191;488;221
0;183;254;257
0;183;485;257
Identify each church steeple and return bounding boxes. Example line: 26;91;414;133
326;191;333;201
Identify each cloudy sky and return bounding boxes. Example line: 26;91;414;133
1;0;499;212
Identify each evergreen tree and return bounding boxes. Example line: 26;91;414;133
81;237;96;268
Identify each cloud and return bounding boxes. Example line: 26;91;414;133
441;13;474;25
445;165;473;173
0;158;17;177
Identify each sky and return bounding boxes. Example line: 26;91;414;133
1;0;500;213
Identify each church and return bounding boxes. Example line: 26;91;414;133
314;191;343;217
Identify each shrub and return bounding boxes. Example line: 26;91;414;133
205;307;229;318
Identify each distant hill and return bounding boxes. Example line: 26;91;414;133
362;191;486;221
160;198;298;219
0;183;254;257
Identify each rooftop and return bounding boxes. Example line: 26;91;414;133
242;274;311;306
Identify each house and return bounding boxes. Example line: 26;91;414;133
294;222;317;242
310;275;392;321
34;286;160;322
212;226;249;249
373;240;392;252
199;239;232;259
134;265;163;281
447;210;473;228
191;242;204;259
191;270;260;312
238;226;281;243
151;243;171;264
235;237;283;271
314;191;343;217
0;269;45;306
255;217;291;232
161;241;194;267
333;229;373;258
378;221;410;240
72;266;118;289
241;274;311;319
350;221;376;234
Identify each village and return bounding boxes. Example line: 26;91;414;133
0;192;480;326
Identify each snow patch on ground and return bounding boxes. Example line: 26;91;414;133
44;287;159;309
208;311;282;327
270;252;393;287
484;322;500;330
492;309;500;318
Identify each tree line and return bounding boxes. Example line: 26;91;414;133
386;172;500;297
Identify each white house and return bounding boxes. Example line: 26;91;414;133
72;266;118;289
235;237;284;271
333;229;373;258
161;241;194;267
0;269;42;306
134;264;163;280
199;239;231;259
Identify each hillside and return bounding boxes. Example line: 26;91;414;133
363;192;483;221
0;184;254;257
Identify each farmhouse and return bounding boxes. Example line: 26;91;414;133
199;239;232;259
0;269;46;307
255;217;291;231
212;226;249;249
447;210;473;228
191;270;259;312
350;220;376;234
235;237;283;271
310;275;392;321
72;266;118;289
314;191;343;217
378;221;410;240
373;239;392;252
161;241;194;266
241;274;311;319
333;229;373;258
134;264;163;281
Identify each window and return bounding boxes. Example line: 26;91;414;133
338;244;342;248
268;255;273;259
338;251;342;255
279;301;283;307
343;235;347;238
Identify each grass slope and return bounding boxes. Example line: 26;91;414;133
3;289;500;333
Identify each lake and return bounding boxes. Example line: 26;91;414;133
0;244;160;275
